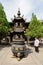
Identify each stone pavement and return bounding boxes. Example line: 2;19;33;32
0;45;43;65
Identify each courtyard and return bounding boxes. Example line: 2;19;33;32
0;45;43;65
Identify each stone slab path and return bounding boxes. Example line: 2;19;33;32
0;45;43;65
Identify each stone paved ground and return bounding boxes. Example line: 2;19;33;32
0;45;43;65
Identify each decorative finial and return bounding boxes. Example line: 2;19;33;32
14;15;16;18
18;8;20;11
17;8;21;17
22;15;24;18
11;18;13;21
25;18;26;21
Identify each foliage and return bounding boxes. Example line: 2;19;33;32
0;3;10;40
25;13;43;38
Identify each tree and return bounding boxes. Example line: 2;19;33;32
0;3;9;27
0;3;9;41
25;13;43;38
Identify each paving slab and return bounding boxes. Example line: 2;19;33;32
0;45;43;65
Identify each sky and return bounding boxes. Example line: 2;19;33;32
0;0;43;22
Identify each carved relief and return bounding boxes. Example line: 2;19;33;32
16;23;18;27
20;23;22;27
15;35;18;39
20;35;23;39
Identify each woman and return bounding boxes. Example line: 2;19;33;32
34;38;39;53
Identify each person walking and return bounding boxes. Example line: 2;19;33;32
34;38;40;53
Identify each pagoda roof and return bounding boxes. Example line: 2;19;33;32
14;16;23;20
11;9;26;22
13;17;25;22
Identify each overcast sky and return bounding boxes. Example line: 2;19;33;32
0;0;43;22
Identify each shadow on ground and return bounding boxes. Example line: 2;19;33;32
0;45;11;51
24;48;33;58
39;44;43;48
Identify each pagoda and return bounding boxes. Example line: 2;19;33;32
11;9;26;60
